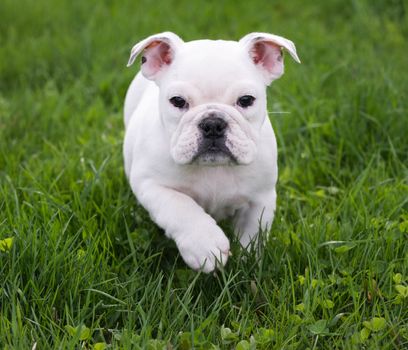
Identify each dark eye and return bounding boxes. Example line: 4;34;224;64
169;96;188;109
237;95;256;108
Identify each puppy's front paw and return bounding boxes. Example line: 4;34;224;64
175;225;230;273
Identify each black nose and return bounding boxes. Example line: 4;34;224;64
198;117;227;139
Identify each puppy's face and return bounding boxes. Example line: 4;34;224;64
160;41;266;165
127;32;300;166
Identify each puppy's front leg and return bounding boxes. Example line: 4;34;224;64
134;181;230;273
234;189;277;249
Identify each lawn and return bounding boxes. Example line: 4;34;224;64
1;0;407;348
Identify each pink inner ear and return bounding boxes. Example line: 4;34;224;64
156;41;172;64
250;41;283;79
141;41;173;79
252;42;266;64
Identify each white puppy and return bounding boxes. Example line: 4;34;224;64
124;32;300;273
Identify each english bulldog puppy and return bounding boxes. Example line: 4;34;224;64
124;32;300;272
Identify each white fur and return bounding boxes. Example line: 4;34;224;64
124;32;300;273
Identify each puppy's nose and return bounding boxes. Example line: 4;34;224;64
198;117;227;139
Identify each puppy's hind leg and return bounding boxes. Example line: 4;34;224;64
233;189;276;250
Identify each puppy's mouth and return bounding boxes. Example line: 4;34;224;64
193;138;237;165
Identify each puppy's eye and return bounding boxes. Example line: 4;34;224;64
237;95;256;108
169;96;188;109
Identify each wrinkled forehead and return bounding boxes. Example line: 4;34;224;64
163;40;261;93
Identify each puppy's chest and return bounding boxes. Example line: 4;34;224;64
177;169;250;220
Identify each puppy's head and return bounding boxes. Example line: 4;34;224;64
127;32;300;166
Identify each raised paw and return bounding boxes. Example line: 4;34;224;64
175;225;230;273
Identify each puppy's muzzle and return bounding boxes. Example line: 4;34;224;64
194;112;236;163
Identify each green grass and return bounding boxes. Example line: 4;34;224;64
1;0;407;348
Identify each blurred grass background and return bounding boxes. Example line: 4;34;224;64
0;0;407;348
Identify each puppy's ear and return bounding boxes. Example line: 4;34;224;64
239;32;300;85
127;32;184;81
